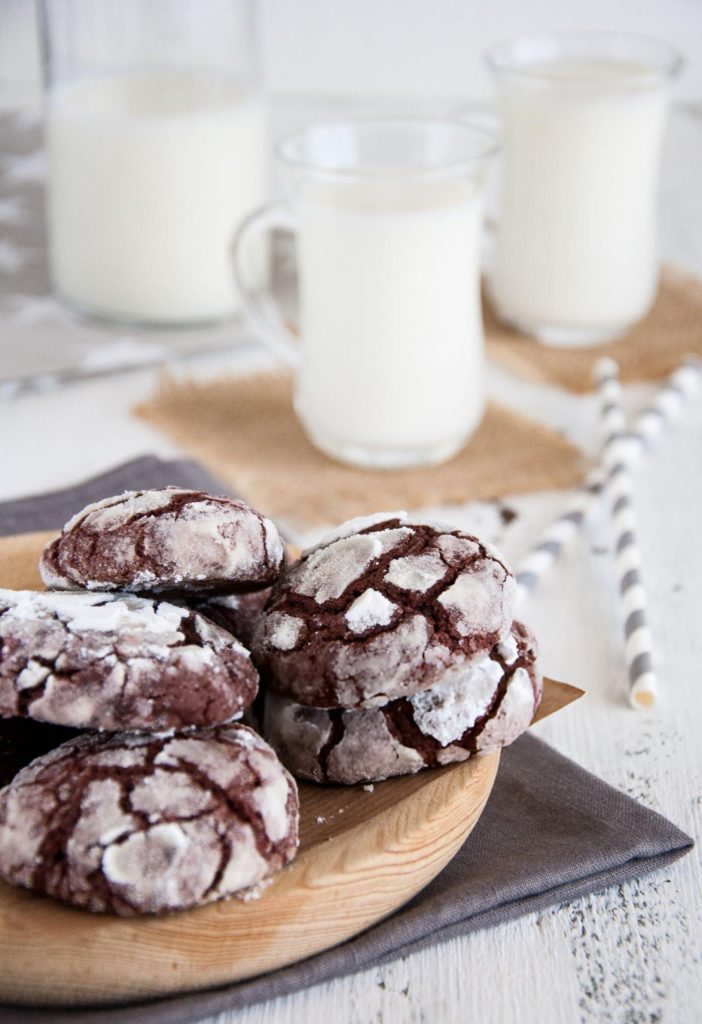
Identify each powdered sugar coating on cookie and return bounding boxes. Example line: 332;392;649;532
0;589;258;732
40;488;285;595
384;551;447;592
345;590;397;633
408;657;504;745
265;613;306;651
0;725;298;915
252;515;516;708
263;622;541;784
304;511;409;555
294;529;413;604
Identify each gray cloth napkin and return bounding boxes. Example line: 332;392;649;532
0;457;693;1024
0;456;218;537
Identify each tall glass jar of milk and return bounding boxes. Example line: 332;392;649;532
486;33;682;346
38;0;267;326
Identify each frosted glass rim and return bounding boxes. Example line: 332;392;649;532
275;116;500;182
485;31;683;84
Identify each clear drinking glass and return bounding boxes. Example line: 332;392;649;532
233;118;499;469
485;32;682;346
38;0;266;326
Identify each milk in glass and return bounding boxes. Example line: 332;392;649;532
490;58;670;344
294;180;485;465
46;71;267;324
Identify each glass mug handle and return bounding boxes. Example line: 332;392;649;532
232;201;300;368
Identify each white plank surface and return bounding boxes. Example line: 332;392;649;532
0;106;700;1024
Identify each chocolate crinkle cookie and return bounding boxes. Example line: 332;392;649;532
0;590;258;732
264;622;541;784
251;512;516;708
179;588;271;649
40;488;285;595
0;725;299;915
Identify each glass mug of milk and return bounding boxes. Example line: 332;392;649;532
39;0;267;326
485;33;682;346
233;118;498;469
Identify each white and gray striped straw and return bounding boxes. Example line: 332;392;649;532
595;357;656;709
514;357;701;606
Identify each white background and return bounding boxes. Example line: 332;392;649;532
1;0;701;104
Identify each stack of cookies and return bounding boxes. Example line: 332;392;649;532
0;488;299;916
252;513;542;784
0;494;544;917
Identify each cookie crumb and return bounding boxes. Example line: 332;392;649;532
316;815;327;825
363;784;375;793
497;503;517;526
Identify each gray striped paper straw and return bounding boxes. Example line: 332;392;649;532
514;357;701;606
595;357;656;709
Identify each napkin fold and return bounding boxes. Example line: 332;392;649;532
0;457;693;1024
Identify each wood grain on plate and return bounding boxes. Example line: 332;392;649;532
0;532;582;1008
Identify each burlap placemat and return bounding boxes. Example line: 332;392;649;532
486;264;702;393
135;373;583;529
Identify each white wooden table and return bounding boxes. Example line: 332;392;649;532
0;103;700;1024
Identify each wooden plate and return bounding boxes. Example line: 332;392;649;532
0;532;582;1007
